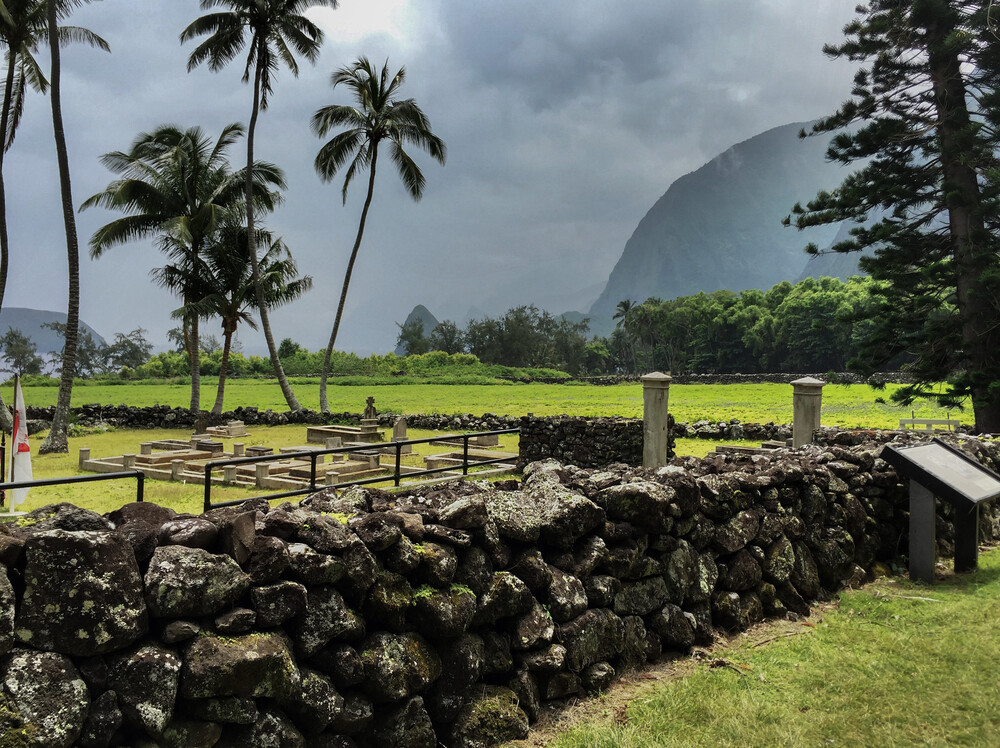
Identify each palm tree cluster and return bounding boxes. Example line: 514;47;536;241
0;0;446;448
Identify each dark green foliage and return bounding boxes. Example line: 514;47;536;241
0;326;42;374
464;305;590;374
396;318;430;356
600;277;878;375
278;338;302;359
787;0;1000;430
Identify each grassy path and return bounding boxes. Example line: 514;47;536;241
524;550;1000;747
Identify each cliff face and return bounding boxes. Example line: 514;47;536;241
588;122;855;335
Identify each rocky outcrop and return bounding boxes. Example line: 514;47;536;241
0;432;996;746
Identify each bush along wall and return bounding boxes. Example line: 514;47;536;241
1;433;999;746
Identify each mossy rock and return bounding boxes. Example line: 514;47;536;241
451;686;529;748
0;694;39;748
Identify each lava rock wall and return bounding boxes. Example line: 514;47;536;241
0;433;997;747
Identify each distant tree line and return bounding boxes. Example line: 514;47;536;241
0;326;152;379
396;306;599;375
396;277;887;377
607;276;882;375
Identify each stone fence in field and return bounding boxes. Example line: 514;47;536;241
1;430;997;746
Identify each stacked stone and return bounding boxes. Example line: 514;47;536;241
518;415;675;468
0;435;997;746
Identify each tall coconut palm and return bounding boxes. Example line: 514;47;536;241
312;56;446;412
0;0;107;314
157;220;312;414
181;0;337;413
39;0;107;454
82;123;284;410
613;299;636;374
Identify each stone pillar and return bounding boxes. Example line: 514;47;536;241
642;372;672;468
223;465;238;485
78;448;90;470
122;454;136;470
255;463;270;488
140;443;152;456
233;442;245;457
791;376;825;448
324;471;340;486
170;460;185;481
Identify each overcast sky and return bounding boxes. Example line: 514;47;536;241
5;0;860;354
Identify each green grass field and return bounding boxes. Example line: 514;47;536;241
8;378;967;430
535;551;1000;747
3;378;960;514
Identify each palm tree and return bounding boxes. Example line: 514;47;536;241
157;220;312;414
39;0;107;454
613;299;636;374
312;56;446;412
82;123;284;410
181;0;336;413
0;0;107;314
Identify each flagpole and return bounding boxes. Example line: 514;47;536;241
9;374;16;490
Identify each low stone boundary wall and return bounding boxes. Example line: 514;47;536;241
1;432;997;746
517;415;676;468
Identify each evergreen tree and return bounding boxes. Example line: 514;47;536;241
787;0;1000;431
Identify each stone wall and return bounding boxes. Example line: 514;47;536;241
0;432;997;746
517;415;676;468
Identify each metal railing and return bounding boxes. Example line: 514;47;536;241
0;470;145;512
202;428;519;512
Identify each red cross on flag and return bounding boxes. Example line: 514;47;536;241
9;375;31;509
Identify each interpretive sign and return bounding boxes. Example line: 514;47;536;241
881;438;1000;583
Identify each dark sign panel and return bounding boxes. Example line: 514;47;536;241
881;438;1000;508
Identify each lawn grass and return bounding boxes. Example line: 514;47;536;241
540;552;1000;748
12;425;522;516
8;379;966;430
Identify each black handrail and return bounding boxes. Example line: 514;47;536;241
202;428;519;511
0;470;145;511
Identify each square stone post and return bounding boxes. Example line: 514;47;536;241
791;376;825;448
642;372;672;468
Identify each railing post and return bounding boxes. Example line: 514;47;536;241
642;372;672;468
136;472;144;503
203;465;212;512
463;435;470;476
309;454;318;493
395;442;402;487
791;376;825;448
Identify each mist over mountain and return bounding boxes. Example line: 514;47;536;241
0;308;106;353
586;122;857;336
401;121;871;347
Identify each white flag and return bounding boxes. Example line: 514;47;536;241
8;376;31;509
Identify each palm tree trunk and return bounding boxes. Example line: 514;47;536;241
188;311;201;411
246;48;301;412
0;56;17;436
212;325;233;415
39;0;79;455
0;52;15;316
320;147;379;413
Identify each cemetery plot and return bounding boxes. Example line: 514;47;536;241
78;422;518;495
